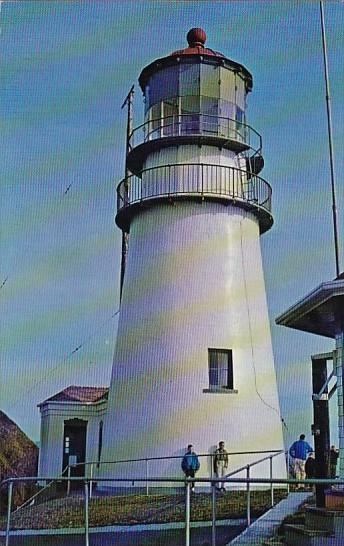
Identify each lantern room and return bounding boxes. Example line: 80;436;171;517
126;29;261;175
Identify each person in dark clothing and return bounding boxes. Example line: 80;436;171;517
305;452;315;479
181;444;200;492
330;445;339;479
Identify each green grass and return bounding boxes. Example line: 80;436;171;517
0;489;288;530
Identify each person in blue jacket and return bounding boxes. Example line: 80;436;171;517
181;444;200;492
289;434;313;489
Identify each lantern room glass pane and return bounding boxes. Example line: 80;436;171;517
181;95;199;113
219;99;236;138
219;67;236;104
235;73;246;110
181;95;199;134
200;96;218;134
147;102;161;140
180;64;200;96
147;66;179;109
200;64;220;99
162;97;179;136
235;106;245;140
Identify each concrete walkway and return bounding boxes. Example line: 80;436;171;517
227;492;313;545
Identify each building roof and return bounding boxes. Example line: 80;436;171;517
38;386;109;406
275;276;344;339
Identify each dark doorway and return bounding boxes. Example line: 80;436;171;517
62;419;87;481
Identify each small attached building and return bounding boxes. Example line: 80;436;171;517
38;386;108;478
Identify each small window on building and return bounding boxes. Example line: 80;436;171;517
208;349;234;391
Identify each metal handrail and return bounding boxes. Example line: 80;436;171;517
66;449;284;469
11;464;70;514
64;449;285;499
128;113;263;159
225;450;284;478
2;475;343;546
116;162;272;215
2;475;342;486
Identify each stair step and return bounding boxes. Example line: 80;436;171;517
285;524;333;538
305;506;344;533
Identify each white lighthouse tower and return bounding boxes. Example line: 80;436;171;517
101;29;286;482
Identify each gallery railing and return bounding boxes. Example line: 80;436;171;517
128;113;262;159
117;163;272;214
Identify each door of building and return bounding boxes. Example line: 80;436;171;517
62;419;87;479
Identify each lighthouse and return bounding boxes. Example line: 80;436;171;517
101;29;286;482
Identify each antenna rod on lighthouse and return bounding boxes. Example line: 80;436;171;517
319;1;341;277
119;85;134;301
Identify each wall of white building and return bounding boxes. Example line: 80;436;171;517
38;401;107;478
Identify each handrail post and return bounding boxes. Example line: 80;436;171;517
185;481;191;546
287;451;290;494
270;456;274;507
146;459;149;496
211;480;216;546
246;465;251;527
89;464;93;499
67;465;71;496
5;480;13;546
84;481;89;546
168;164;171;196
201;164;204;196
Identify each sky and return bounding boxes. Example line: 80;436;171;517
1;1;343;448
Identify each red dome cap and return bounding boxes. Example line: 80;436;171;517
171;28;224;58
187;28;206;47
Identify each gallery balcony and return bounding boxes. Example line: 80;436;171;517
116;162;272;234
126;114;264;176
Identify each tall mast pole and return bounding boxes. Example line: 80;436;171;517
120;85;134;301
319;1;341;277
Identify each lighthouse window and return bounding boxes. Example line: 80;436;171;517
207;349;234;391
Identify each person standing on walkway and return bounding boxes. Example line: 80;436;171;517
289;434;313;489
214;441;229;491
330;445;339;479
181;444;200;492
305;452;316;489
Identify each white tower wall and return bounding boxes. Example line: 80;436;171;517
101;199;285;482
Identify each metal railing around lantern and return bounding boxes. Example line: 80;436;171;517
128;113;262;159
